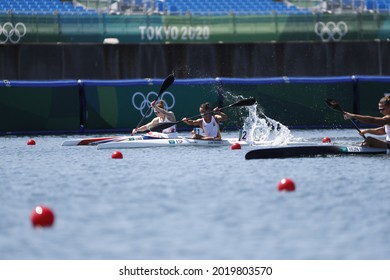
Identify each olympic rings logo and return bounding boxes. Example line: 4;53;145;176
132;91;175;117
314;21;348;42
0;22;27;44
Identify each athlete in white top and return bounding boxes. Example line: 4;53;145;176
132;100;178;138
343;95;390;148
182;102;228;140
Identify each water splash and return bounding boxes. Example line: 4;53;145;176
242;104;293;145
222;92;294;145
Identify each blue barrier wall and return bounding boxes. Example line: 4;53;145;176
1;76;390;135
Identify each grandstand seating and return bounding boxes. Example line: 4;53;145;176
0;0;98;15
154;0;390;16
366;0;390;12
159;0;313;15
325;0;390;13
0;0;389;15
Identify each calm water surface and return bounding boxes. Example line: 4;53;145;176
1;129;389;260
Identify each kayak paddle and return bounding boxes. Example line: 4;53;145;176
150;97;257;132
325;99;366;139
132;73;175;135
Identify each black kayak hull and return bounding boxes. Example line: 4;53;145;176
245;145;388;159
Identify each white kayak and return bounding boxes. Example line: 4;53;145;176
62;136;143;146
96;137;249;149
62;133;317;149
62;131;318;149
61;132;177;146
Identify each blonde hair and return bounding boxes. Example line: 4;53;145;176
156;100;166;109
379;96;390;106
200;102;211;112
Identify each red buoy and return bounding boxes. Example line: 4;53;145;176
27;139;36;145
111;151;123;159
31;205;55;227
277;178;296;192
322;136;331;143
231;142;241;150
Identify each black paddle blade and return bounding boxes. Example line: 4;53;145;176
132;74;175;133
325;99;344;113
159;73;175;94
231;98;257;107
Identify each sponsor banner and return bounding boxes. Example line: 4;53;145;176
1;77;390;134
1;13;390;44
